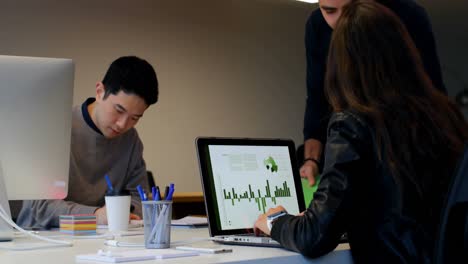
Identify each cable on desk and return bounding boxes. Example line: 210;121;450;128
104;237;215;248
105;240;144;247
171;237;216;246
0;243;71;251
36;232;114;240
0;204;73;250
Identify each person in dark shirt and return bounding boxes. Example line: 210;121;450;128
254;1;467;262
300;0;446;187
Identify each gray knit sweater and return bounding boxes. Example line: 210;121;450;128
16;103;149;229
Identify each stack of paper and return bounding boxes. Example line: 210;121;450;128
171;216;208;227
60;214;97;235
76;249;198;263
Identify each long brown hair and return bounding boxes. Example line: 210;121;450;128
325;0;468;198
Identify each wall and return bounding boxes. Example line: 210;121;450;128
2;0;465;192
0;0;313;192
419;0;468;115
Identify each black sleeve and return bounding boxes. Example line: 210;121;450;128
401;4;446;94
271;114;370;258
303;11;331;143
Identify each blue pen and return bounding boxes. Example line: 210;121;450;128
153;185;161;201
154;188;160;201
156;186;161;199
151;186;159;223
136;185;147;201
165;183;175;200
151;186;156;201
104;174;114;193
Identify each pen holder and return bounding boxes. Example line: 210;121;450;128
142;200;172;249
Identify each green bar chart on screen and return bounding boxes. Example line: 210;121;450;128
223;180;292;213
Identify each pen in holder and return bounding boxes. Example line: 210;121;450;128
142;200;172;249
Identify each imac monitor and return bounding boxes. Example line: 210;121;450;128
0;55;74;241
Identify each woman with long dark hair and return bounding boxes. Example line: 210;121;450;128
254;1;468;262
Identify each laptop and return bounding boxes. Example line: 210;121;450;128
196;137;306;247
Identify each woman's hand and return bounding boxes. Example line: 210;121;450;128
253;206;287;236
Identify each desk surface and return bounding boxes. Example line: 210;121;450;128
0;227;352;264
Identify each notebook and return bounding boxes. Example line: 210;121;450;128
196;137;306;247
76;249;198;263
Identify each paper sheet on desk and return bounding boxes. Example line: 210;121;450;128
171;216;208;227
97;220;144;229
76;249;198;263
96;220;145;236
96;217;207;231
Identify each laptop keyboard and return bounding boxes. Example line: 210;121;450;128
236;233;268;237
236;233;347;241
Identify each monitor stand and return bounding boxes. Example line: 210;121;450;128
0;162;13;241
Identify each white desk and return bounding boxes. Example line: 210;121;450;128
0;227;352;264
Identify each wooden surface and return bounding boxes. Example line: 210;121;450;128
172;192;204;203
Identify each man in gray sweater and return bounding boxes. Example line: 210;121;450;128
17;56;159;229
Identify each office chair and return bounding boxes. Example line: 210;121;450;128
434;145;468;263
147;171;156;189
7;201;22;222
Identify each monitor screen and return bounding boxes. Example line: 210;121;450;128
208;144;301;231
0;55;74;240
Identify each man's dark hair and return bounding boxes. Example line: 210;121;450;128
102;56;158;105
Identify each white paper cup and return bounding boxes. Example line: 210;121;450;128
105;195;131;232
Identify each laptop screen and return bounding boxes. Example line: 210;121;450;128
196;137;306;236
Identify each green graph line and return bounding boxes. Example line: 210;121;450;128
223;180;291;213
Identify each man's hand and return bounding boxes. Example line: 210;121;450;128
254;206;287;236
300;160;319;186
300;138;323;186
130;213;141;220
94;206;108;225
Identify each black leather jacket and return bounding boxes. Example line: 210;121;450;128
271;111;445;263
